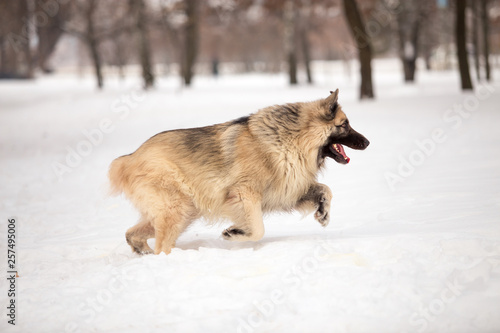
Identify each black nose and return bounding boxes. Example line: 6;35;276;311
363;138;370;148
355;137;369;150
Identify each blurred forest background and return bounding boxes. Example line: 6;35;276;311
0;0;499;98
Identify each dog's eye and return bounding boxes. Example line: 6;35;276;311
337;121;348;128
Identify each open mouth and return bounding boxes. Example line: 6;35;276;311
319;129;369;166
330;143;350;164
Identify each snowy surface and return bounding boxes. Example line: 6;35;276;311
1;59;500;333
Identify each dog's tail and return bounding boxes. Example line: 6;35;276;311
108;155;132;196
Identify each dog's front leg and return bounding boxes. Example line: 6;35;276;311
222;189;264;242
296;183;332;227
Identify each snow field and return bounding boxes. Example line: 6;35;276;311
1;59;499;332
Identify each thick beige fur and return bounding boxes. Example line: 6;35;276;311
109;90;367;255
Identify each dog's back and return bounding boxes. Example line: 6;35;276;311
109;121;252;217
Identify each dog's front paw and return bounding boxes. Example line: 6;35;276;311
222;227;246;240
314;194;331;227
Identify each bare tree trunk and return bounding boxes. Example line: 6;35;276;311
36;25;64;73
35;0;70;73
131;0;154;89
0;0;33;79
113;37;126;79
421;13;433;71
418;0;439;71
472;0;481;80
300;28;312;84
88;37;103;89
160;4;181;77
182;0;199;86
481;0;491;81
402;25;420;82
342;0;374;99
85;0;103;89
0;36;5;73
284;0;298;85
299;4;313;84
396;0;421;82
455;0;473;90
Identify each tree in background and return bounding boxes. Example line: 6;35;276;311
395;0;421;82
62;0;133;89
182;0;199;86
284;0;298;85
1;0;497;90
472;0;492;82
159;1;182;77
472;0;481;80
160;0;200;87
84;0;103;89
130;0;155;89
481;0;492;81
298;1;313;84
0;0;33;79
264;0;315;86
107;30;132;79
35;0;71;73
202;0;283;73
455;0;473;90
417;0;438;71
342;0;374;99
395;0;435;82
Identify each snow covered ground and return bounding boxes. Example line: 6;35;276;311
1;59;500;333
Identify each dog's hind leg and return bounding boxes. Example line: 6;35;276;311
153;208;198;255
222;189;264;242
295;183;332;227
126;218;155;255
127;178;199;255
151;189;199;255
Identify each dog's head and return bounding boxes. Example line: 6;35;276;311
316;89;370;165
252;89;369;168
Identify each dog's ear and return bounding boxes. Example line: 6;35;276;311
328;89;339;101
324;89;340;116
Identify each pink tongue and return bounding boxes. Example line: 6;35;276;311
334;144;350;163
